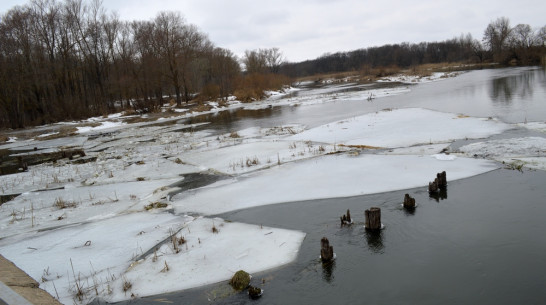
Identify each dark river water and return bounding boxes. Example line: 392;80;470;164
100;67;546;305
184;66;546;133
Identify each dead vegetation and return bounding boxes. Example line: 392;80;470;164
229;270;250;291
54;197;77;209
122;277;132;293
144;202;168;210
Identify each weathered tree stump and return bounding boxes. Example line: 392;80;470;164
403;194;415;209
437;171;447;188
248;286;263;299
428;178;439;193
320;237;334;262
365;207;382;230
340;209;352;225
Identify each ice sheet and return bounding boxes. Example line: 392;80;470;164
173;154;499;215
290;108;512;148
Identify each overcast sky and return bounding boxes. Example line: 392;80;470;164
1;0;545;62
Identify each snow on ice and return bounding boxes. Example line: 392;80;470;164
0;72;542;304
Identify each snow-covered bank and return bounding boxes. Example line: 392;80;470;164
173;154;499;215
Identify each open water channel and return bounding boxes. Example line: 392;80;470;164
84;66;546;304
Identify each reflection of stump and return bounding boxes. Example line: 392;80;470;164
437;171;447;188
428;178;439;193
365;207;381;230
365;230;384;253
320;237;334;262
403;194;415;208
340;209;352;225
429;187;448;202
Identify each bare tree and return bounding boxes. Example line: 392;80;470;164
263;47;284;73
510;24;533;48
483;17;511;61
242;48;284;74
242;49;267;74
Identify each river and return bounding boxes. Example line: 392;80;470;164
99;66;546;305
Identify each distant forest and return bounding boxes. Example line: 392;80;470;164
280;17;546;77
1;0;545;129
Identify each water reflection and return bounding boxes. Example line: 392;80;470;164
489;69;538;103
185;105;279;133
429;188;448;202
365;230;384;253
403;205;416;215
321;260;336;283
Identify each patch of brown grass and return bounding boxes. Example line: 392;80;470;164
296;71;359;83
54;198;77;209
234;73;292;102
338;144;384;149
190;103;214;112
144;202;168;210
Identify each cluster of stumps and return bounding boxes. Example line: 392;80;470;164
320;171;448;264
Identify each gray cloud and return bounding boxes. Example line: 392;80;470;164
1;0;545;62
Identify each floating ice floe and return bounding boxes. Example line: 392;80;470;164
290;108;512;148
516;121;546;134
459;136;546;170
76;121;126;134
377;72;460;83
173;154;499;215
103;217;305;302
0;213;305;304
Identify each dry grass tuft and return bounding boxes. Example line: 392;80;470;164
190;103;214;112
212;223;219;234
338;144;383;149
122;277;132;292
144;202;168;210
54;198;77;209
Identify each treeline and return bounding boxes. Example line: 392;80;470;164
280;18;546;78
0;0;285;129
1;2;545;130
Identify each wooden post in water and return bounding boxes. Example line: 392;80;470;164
403;194;415;209
428;178;439;193
340;209;352;226
320;237;334;262
365;207;381;230
437;171;447;188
